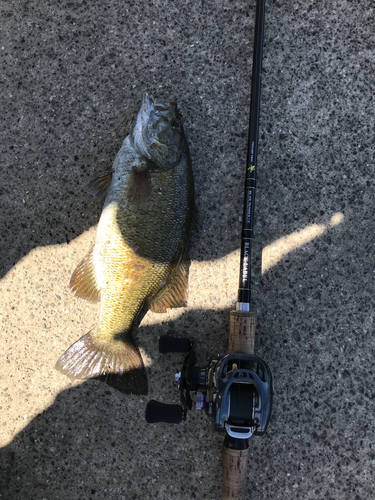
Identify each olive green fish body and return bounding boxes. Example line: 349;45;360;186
94;137;192;339
56;94;194;394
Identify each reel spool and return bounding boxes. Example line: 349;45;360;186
146;335;273;439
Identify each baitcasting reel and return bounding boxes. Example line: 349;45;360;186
146;335;273;439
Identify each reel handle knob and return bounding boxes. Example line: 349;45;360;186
145;400;183;424
159;335;192;353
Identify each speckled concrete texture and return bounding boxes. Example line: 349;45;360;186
0;0;374;499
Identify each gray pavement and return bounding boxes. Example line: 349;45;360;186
0;0;374;499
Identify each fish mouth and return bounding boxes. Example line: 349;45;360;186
142;92;172;115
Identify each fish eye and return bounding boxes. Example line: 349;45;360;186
171;121;180;129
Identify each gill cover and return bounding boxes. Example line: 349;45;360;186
132;93;184;169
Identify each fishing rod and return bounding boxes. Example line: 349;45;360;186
145;0;272;498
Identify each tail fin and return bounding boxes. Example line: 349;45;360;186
55;332;148;395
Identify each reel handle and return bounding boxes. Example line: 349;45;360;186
159;335;192;353
222;310;256;500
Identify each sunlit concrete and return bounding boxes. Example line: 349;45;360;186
261;212;344;274
0;211;345;446
0;228;242;446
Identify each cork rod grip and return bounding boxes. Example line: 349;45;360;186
222;310;256;500
222;445;250;500
228;310;256;355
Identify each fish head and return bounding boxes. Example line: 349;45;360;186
132;93;184;169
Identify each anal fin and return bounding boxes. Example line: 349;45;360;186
70;245;101;303
127;166;151;202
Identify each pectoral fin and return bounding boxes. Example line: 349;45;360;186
84;170;113;199
149;260;190;313
70;245;101;303
127;166;151;202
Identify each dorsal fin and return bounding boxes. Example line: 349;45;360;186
149;259;190;313
69;245;101;303
84;171;113;199
191;203;199;231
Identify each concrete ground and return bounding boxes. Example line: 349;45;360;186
1;0;374;498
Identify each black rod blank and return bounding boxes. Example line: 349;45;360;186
237;0;266;307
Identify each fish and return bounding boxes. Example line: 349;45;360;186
56;93;195;395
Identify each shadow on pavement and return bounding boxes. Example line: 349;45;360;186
0;307;235;500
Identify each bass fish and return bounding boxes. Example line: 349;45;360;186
56;93;195;394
